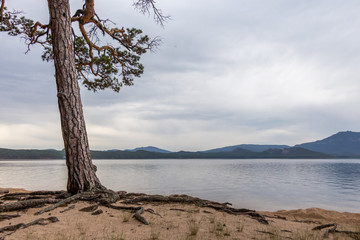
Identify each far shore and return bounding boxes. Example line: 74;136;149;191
1;187;360;240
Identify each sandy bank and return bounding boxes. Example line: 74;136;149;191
1;188;359;240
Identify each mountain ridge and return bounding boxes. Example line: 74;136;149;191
296;131;360;156
0;131;359;159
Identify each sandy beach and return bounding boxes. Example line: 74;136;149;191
1;188;359;240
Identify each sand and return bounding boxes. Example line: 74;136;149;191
1;188;359;240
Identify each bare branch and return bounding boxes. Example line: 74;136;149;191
133;0;170;26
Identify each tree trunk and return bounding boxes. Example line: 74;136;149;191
47;0;104;194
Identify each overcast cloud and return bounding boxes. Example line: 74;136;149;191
1;0;360;151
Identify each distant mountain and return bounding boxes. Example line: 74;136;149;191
296;131;360;157
258;147;330;158
203;144;289;153
125;146;172;153
0;147;332;159
0;148;64;159
1;131;359;159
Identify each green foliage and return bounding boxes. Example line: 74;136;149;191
1;4;158;93
0;7;34;37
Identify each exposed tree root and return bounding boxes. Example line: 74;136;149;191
34;193;82;215
91;209;103;215
0;214;20;221
0;189;269;228
170;208;199;213
334;230;360;239
312;222;337;231
59;205;75;213
79;204;99;212
134;207;149;225
122;193;268;224
0;216;58;240
312;223;349;238
103;203;159;224
0;198;59;213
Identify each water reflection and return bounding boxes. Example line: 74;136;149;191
0;159;359;212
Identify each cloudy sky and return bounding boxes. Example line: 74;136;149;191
1;0;360;151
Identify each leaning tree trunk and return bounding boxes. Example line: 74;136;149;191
48;0;104;194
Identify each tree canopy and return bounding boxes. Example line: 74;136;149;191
0;0;169;92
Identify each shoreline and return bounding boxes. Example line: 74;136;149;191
1;188;360;240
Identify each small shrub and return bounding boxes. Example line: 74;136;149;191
236;222;244;232
188;219;200;236
149;230;160;240
122;212;132;222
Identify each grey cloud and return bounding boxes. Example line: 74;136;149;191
1;0;360;150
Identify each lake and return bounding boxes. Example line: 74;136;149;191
1;159;360;212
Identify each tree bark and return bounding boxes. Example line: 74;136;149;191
47;0;104;194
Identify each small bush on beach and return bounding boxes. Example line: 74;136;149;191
122;212;133;222
209;220;227;238
236;221;245;232
188;218;200;236
149;230;160;240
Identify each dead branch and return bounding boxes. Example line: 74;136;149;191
133;0;170;26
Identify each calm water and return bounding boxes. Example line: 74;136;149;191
1;159;360;212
